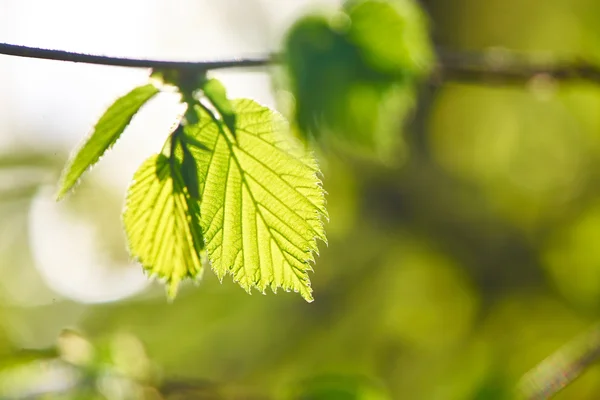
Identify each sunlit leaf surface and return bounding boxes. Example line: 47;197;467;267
123;152;204;298
186;99;327;301
57;84;160;199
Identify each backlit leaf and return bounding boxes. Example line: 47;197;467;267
185;99;327;301
123;152;204;298
57;84;160;199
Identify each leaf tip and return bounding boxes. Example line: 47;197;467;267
55;170;77;201
55;188;68;202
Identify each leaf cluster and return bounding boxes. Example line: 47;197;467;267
55;0;433;301
58;73;327;301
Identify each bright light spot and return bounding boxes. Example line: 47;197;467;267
28;187;149;304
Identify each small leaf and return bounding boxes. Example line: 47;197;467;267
185;99;327;301
123;152;204;298
57;84;160;199
201;78;237;136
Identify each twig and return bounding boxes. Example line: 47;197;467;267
0;42;274;71
2;42;600;86
517;323;600;399
434;47;600;85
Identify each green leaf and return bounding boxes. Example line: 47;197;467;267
284;16;368;140
123;152;205;298
283;0;432;158
185;99;327;301
57;84;160;199
201;78;237;136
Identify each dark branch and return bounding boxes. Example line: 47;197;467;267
434;48;600;85
0;42;275;71
1;42;600;85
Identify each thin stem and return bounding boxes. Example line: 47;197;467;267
434;47;600;85
517;323;600;400
0;42;274;71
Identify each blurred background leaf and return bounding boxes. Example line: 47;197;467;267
282;0;432;161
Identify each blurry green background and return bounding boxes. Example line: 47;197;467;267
3;0;600;398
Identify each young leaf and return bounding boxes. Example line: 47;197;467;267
185;99;327;302
201;78;236;136
123;152;205;298
57;84;160;199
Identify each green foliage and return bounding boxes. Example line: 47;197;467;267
53;0;435;301
57;84;159;199
123;152;205;298
184;99;327;301
283;0;433;157
121;97;326;300
58;72;327;300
